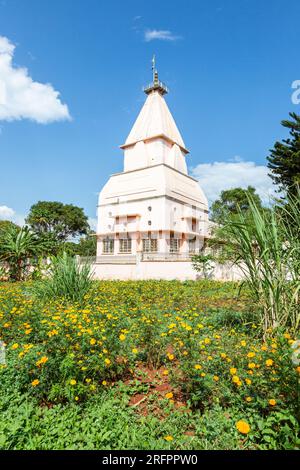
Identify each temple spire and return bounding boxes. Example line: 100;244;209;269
144;56;169;95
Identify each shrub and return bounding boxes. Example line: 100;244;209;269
32;253;93;303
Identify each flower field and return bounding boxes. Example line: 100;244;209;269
0;280;299;450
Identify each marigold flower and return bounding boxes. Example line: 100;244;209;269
104;358;111;366
70;379;77;385
269;399;276;406
245;396;252;402
236;420;250;435
194;364;202;370
119;334;126;341
11;343;19;350
213;375;219;382
167;353;174;360
36;356;48;367
230;367;237;375
102;380;107;386
266;359;273;367
90;338;96;345
165;392;173;399
31;379;40;387
247;352;255;358
248;362;256;369
132;348;138;354
164;435;173;441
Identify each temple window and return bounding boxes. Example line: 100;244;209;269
142;238;158;253
103;238;114;254
119;238;132;253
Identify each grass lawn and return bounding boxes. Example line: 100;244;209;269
0;280;299;450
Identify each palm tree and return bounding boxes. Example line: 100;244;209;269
0;225;48;281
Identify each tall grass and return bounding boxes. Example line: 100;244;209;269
225;191;300;334
32;253;94;303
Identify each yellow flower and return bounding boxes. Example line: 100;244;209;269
164;435;173;441
247;352;255;358
119;334;126;341
104;358;111;366
240;340;247;347
200;372;206;377
230;367;237;375
296;366;300;374
269;399;276;406
163;370;169;376
75;396;79;401
70;379;77;385
11;343;19;350
213;375;219;382
245;378;252;385
165;392;174;399
236;420;250;435
132;348;138;354
232;375;240;384
85;378;91;383
102;380;107;386
204;338;211;344
167;353;174;360
266;359;273;367
194;364;202;370
31;379;40;387
90;338;96;345
248;362;256;369
220;353;227;358
245;396;252;402
36;356;48;367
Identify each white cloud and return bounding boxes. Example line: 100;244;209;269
191;158;277;205
144;29;181;42
0;205;15;219
0;36;71;123
0;205;25;225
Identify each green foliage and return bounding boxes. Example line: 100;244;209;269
0;280;298;450
0;220;20;232
76;232;97;256
267;112;300;196
31;253;93;303
210;186;263;224
26;201;89;242
191;253;214;278
216;192;300;333
0;225;49;281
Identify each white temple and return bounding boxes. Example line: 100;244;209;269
96;61;209;276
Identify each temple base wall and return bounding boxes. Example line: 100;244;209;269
89;260;245;281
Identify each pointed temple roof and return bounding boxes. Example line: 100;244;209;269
121;59;188;154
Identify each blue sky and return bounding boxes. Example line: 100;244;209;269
0;0;299;226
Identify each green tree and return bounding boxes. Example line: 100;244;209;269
76;232;97;257
267;112;300;196
210;186;263;223
26;201;89;242
0;220;20;232
0;225;49;281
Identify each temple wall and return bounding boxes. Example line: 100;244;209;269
90;261;245;281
